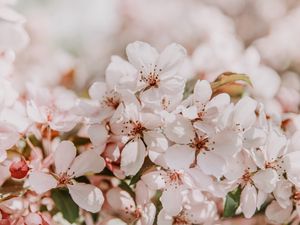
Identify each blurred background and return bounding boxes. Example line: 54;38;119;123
10;0;300;113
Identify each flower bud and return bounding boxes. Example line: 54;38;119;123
9;159;29;179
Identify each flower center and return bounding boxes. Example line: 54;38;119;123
102;91;120;109
128;120;146;137
189;136;213;152
242;170;252;183
140;65;162;89
165;170;184;189
173;214;189;225
57;172;73;185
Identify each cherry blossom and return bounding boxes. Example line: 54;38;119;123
28;141;105;212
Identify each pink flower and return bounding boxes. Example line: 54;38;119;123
28;141;105;212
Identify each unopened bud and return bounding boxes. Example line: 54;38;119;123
9;159;29;179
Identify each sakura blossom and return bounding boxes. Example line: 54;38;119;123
1;1;300;224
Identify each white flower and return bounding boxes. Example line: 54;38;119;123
106;181;156;225
26;85;79;132
142;169;193;216
28;141;105;212
110;102;162;176
126;41;187;111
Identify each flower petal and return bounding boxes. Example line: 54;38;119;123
233;96;257;130
197;152;226;178
164;145;195;170
126;41;158;72
87;124;108;147
0;121;19;151
265;201;292;224
252;168;278;193
211;130;242;158
157;43;186;78
28;171;57;194
68;183;104;213
106;56;137;90
160;188;183;216
88;82;107;101
121;138;146;176
142;170;166;190
69;150;105;177
240;183;257;219
164;115;194;144
54;140;76;174
194;80;212;106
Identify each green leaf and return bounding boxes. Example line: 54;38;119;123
211;72;252;91
51;188;79;223
223;186;242;218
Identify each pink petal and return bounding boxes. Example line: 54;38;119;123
120;138;146;176
54;140;76;174
240;183;257;219
68;183;104;213
88;82;107;101
69;150;105;177
28;171;57;194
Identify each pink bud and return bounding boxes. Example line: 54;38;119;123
9;159;29;179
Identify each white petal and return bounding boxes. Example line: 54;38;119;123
87;124;108;147
266;129;287;162
188;167;213;191
106;56;137;90
136;180;150;206
157;210;173;225
69;150;105;177
284;151;300;185
0;121;19;151
273;180;292;209
194;80;212;105
121;138;146;176
197;152;226;178
256;190;268;210
54;141;76;174
164;115;194;144
25;213;42;225
243;127;267;149
141;170;166;190
157;43;186;78
265;201;292;224
106;187;135;212
211;130;242;158
88;82;107;101
140;203;156;225
160;188;183;216
143;131;168;153
206;93;230;110
252;169;278;193
164;145;194;170
68;183;104;213
240;183;257;219
126;41;158;71
233;96;257;130
26;100;46;124
185;201;217;224
29;172;57;194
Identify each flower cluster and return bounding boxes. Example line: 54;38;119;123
2;1;300;225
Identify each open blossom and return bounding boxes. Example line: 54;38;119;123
29;141;105;212
125;41;187;111
106;181;156;225
26;85;79;132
